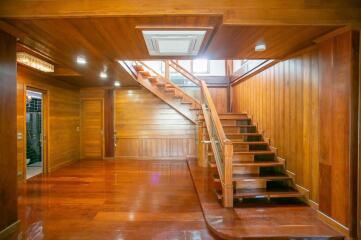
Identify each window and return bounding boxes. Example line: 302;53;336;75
192;59;209;73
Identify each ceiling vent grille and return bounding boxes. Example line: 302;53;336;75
142;30;206;56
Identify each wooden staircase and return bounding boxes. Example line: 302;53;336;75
120;61;201;124
122;59;303;207
199;113;303;203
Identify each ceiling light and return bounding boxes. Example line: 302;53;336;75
76;56;87;65
255;42;266;52
100;71;108;79
17;52;54;72
114;81;121;87
142;30;206;56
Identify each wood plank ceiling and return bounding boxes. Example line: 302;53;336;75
0;16;337;87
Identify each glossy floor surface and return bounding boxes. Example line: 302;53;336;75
18;160;215;239
187;161;343;239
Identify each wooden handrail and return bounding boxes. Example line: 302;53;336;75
168;60;202;87
137;61;201;107
200;80;228;144
199;79;233;207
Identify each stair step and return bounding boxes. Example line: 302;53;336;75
173;95;183;99
148;77;158;83
232;173;291;181
199;115;250;120
214;173;291;182
156;82;166;87
208;151;274;156
139;71;151;77
227;133;262;136
181;101;193;105
209;160;283;168
232;141;268;145
216;187;303;199
133;65;144;72
190;107;202;111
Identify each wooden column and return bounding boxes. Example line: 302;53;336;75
104;89;114;158
197;120;207;167
223;140;233;207
0;30;19;239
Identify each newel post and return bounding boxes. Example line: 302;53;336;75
223;140;233;207
197;120;208;167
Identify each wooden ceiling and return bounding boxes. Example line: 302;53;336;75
0;15;338;87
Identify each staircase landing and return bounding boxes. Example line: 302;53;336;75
187;160;344;240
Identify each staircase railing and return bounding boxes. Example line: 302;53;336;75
169;60;234;207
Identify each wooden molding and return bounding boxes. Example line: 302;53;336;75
317;211;349;237
313;26;351;43
0;220;20;240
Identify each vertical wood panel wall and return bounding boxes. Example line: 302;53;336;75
0;30;18;235
17;66;80;174
114;88;196;160
232;31;358;231
209;87;228;113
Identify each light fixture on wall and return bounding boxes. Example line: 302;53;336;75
17;52;54;72
76;56;87;65
255;42;267;52
114;81;121;87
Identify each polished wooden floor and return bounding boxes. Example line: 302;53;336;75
187;161;343;239
18;160;215;239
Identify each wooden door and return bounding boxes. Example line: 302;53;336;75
80;99;103;159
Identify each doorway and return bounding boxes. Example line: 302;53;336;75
25;89;44;179
80;99;104;159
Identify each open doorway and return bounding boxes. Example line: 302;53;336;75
25;89;44;179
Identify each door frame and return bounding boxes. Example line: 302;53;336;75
80;98;105;159
23;86;49;178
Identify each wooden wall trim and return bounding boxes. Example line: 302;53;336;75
0;30;17;232
0;220;20;240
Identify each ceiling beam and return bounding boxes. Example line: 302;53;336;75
0;0;360;25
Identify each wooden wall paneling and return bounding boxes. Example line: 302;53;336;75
319;31;352;228
232;30;358;235
0;30;18;237
17;66;80;173
114;88;196;160
358;30;361;240
208;87;228;113
349;30;359;238
80;99;104;159
232;49;320;209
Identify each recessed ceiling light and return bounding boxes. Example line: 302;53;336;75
100;71;108;79
255;42;266;52
142;30;207;56
114;81;121;87
76;56;87;65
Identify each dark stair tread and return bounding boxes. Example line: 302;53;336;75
226;133;262;136
216;187;302;199
232;173;291;181
232;141;268;145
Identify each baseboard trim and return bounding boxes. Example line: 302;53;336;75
49;159;79;172
317;210;349;237
0;220;20;240
114;156;190;161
